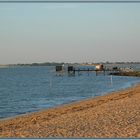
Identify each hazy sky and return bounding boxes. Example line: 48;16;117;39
0;3;140;64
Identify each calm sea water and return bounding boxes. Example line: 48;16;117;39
0;66;140;119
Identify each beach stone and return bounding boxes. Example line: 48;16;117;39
1;84;140;138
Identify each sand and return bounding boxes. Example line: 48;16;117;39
1;84;140;138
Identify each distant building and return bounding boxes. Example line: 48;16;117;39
56;66;63;72
95;64;104;71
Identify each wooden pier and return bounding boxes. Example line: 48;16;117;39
73;69;121;76
55;65;121;76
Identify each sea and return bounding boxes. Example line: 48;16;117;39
0;65;140;119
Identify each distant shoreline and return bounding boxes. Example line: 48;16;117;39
0;65;9;68
1;62;140;67
1;83;140;138
110;71;140;77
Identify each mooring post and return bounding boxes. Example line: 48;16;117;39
73;68;75;74
96;70;98;76
104;70;105;76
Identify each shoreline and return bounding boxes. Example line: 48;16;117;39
0;82;136;121
1;83;140;137
0;80;138;121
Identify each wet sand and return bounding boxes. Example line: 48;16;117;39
1;84;140;138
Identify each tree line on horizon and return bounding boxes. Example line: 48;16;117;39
7;61;140;66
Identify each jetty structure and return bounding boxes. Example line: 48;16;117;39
55;64;125;76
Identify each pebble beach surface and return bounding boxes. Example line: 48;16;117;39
1;84;140;138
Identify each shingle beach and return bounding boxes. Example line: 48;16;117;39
1;84;140;138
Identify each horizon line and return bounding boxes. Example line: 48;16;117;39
1;61;140;65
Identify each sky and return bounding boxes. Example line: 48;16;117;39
0;2;140;64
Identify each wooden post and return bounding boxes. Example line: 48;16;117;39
96;70;98;76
